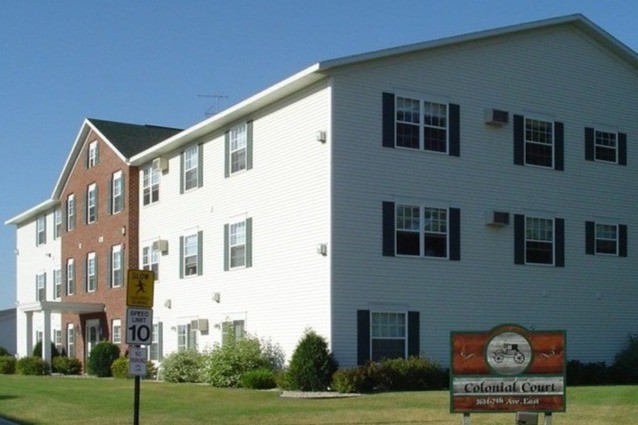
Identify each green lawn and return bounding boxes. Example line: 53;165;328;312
0;375;636;425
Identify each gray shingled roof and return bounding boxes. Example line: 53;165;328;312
88;118;182;158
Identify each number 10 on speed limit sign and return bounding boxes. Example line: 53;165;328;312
126;307;153;345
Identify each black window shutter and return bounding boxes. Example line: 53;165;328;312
585;221;595;255
513;115;524;165
449;207;461;261
197;230;203;276
247;121;254;171
179;151;185;194
357;310;371;365
618;133;627;166
223;224;230;271
555;218;565;267
407;311;420;357
382;201;395;256
197;144;204;188
382;92;395;148
554;122;564;171
107;177;113;215
224;131;230;178
514;214;525;264
619;224;628;257
245;217;253;268
179;236;184;278
585;127;594;161
448;104;460;157
107;249;112;288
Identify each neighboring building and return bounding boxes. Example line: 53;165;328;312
0;308;17;355
7;14;638;369
130;14;638;367
6;119;181;366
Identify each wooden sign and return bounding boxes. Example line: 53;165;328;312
450;324;565;413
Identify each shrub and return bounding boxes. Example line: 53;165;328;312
111;357;129;379
32;340;60;358
287;329;338;391
16;356;49;375
112;357;157;380
609;334;638;384
87;341;121;377
332;362;378;393
0;356;17;374
203;336;270;388
377;356;447;391
0;346;10;356
567;360;608;386
240;368;277;389
52;356;82;375
161;349;205;383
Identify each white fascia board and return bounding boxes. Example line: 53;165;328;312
5;198;58;226
130;63;325;166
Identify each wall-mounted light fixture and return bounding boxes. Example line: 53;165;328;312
316;130;327;143
316;243;327;256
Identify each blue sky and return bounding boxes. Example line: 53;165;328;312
1;0;637;310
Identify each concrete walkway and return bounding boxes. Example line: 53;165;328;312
0;418;19;425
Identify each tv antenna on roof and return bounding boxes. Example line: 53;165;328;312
198;93;228;116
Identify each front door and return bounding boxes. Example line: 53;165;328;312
85;319;100;362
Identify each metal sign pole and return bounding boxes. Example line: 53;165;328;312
134;372;141;425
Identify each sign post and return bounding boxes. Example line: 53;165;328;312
126;270;155;425
450;324;565;424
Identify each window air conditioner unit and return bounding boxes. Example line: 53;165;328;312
152;239;168;253
152;157;169;172
486;211;510;226
190;319;209;333
484;108;509;126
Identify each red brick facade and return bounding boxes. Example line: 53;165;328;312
60;128;139;366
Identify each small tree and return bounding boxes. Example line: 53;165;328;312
287;329;338;391
87;341;121;377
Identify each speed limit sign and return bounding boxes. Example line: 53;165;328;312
126;307;153;345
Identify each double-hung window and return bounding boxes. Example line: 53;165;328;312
36;215;46;246
36;273;46;301
54;208;62;239
357;310;420;364
180;231;202;277
110;245;123;287
86;183;97;224
230;123;247;173
149;323;163;361
142;245;159;279
67;194;76;231
67;324;75;357
111;171;123;214
87;140;99;168
54;269;61;299
514;214;564;266
225;122;253;177
513;115;564;170
181;144;203;192
382;92;460;156
224;218;253;270
382;202;460;260
142;166;160;205
112;319;122;344
586;221;627;257
86;252;97;292
177;324;196;351
66;259;75;295
585;127;627;165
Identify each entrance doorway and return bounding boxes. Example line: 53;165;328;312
85;319;100;363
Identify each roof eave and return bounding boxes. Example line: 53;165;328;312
5;198;58;226
131;63;326;164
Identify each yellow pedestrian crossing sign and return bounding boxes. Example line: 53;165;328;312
127;269;155;308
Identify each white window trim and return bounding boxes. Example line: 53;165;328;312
54;269;61;300
183;233;199;276
523;114;555;169
229;219;247;269
142;166;160;206
112;319;122;344
112;171;123;214
394;200;450;259
594;222;619;256
112;245;123;287
54;208;62;239
524;215;555;266
88;140;98;167
67;194;75;231
394;90;450;154
593;126;619;164
87;252;97;292
36;215;46;246
370;310;408;361
183;145;199;192
229;123;248;175
87;183;97;224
